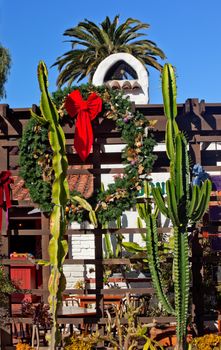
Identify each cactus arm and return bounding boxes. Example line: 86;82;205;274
165;120;176;162
175;133;190;225
30;110;47;125
152;186;169;218
162;64;177;122
136;180;152;240
145;213;175;315
166;180;180;226
137;215;143;229
162;64;179;162
100;183;115;259
183;134;190;204
175;134;185;202
115;216;123;258
102;220;113;259
35;61;70;349
190;179;212;222
136;202;147;220
104;233;114;259
175;134;183;201
138;179;175;314
199;179;212;217
187;185;200;217
137;216;146;241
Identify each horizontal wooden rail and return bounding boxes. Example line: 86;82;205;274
5;224;221;236
9;316;177;325
2;255;221;267
10;287;155;296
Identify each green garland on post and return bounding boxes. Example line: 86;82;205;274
19;84;157;225
19;118;53;212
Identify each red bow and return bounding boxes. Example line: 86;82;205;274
0;171;13;233
65;90;102;161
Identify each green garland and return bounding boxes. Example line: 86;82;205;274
19;84;156;225
19;118;53;212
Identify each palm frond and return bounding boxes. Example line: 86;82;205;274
53;15;165;86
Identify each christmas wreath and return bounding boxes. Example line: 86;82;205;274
19;84;156;225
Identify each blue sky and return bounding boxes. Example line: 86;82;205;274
0;0;221;107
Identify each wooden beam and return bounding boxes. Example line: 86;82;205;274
41;214;50;303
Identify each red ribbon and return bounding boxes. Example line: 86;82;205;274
65;90;102;161
0;171;13;233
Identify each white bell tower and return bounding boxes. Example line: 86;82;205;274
92;53;149;104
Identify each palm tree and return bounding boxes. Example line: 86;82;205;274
53;16;166;87
0;44;11;99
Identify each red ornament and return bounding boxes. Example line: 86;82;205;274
65;90;102;161
0;171;13;233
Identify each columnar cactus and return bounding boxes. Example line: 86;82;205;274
137;181;175;315
31;61;70;349
145;64;211;350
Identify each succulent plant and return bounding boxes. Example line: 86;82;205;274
31;61;70;349
143;64;211;350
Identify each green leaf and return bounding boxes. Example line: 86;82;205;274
72;195;93;212
142;339;151;350
89;210;98;227
122;241;146;253
36;259;50;266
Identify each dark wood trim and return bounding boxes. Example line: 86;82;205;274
1;99;221;346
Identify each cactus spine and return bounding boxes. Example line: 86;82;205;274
146;64;211;349
32;62;70;349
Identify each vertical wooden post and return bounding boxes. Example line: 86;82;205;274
0;233;12;349
189;139;201;165
0;104;12;348
41;214;50;303
188;108;204;335
191;229;204;335
92;140;104;319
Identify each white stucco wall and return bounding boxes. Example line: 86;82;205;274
64;141;221;287
92;53;149;104
64;142;171;287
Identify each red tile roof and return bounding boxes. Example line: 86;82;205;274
11;166;93;202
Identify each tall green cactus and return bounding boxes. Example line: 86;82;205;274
137;181;175;315
31;61;70;349
145;64;211;350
